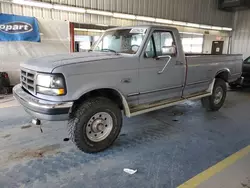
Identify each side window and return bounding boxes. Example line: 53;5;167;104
245;57;250;64
145;37;155;58
153;31;175;56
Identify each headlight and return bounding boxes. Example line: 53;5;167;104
36;74;66;96
36;74;51;88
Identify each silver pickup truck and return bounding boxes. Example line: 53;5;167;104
13;25;243;153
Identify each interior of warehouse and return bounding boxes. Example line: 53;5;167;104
73;23;230;54
2;1;250;187
0;0;237;85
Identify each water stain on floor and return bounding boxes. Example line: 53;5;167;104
8;144;61;160
21;124;32;129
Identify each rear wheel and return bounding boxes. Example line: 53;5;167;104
68;97;122;153
201;78;227;111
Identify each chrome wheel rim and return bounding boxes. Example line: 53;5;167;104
214;86;223;105
86;112;113;142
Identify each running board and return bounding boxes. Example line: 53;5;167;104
128;92;211;117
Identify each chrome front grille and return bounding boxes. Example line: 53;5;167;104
21;69;36;94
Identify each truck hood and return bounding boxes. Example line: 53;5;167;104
20;52;123;73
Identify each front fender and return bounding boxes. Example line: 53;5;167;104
73;86;131;117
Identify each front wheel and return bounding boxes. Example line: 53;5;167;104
68;97;122;153
201;78;227;111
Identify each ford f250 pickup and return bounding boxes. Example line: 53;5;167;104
13;25;243;153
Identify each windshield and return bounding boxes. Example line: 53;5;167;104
92;28;147;54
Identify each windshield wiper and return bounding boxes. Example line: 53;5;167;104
101;49;118;54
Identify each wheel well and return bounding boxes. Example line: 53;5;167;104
74;89;124;110
215;71;229;82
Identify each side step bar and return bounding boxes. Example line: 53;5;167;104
129;92;211;117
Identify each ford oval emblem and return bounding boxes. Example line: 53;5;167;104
0;22;33;34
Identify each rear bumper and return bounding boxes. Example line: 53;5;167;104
236;76;244;85
230;76;244;85
13;84;72;121
242;73;250;86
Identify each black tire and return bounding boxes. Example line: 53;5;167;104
68;97;122;153
201;78;227;111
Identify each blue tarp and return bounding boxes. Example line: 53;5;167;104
0;13;40;42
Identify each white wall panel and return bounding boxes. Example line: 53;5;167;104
0;18;70;85
232;10;250;59
203;35;229;54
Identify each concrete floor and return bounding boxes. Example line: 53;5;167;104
0;88;250;188
197;150;250;188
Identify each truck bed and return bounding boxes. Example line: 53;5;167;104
185;53;242;57
185;54;242;80
183;54;242;96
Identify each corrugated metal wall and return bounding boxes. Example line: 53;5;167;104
1;0;233;27
41;0;233;27
232;10;250;59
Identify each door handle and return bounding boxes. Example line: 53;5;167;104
121;78;131;83
175;61;184;65
158;55;172;74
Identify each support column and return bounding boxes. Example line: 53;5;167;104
69;22;75;52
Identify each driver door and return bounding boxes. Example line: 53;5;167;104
138;29;185;104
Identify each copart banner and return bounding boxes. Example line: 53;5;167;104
0;13;40;42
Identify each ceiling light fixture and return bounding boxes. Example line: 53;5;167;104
113;13;136;20
199;25;212;29
88;29;104;33
180;31;203;36
136;16;156;22
74;28;104;32
95;24;109;27
211;26;223;30
86;9;113;16
186;23;200;28
53;5;85;13
12;0;53;9
222;27;233;31
155;18;173;24
172;21;187;26
74;28;88;31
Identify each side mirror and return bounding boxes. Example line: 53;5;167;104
161;46;177;56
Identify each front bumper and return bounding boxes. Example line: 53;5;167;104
13;84;73;121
